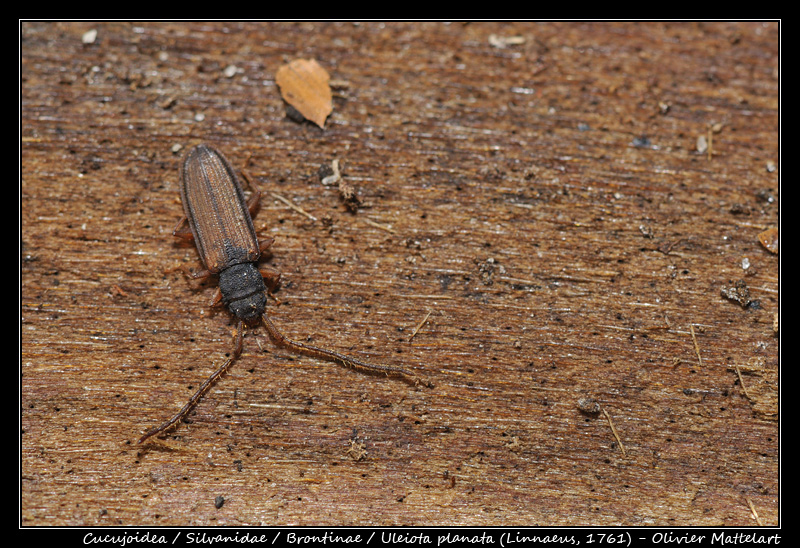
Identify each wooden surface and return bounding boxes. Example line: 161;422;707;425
20;21;780;526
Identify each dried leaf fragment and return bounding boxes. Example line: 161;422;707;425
757;227;779;254
276;59;333;128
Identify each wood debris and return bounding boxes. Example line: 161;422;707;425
319;159;361;212
488;34;526;48
696;134;708;155
81;29;97;45
346;438;367;462
720;279;755;308
577;397;601;415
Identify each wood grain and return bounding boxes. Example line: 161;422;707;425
21;21;779;526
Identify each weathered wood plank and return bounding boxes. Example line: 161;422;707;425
21;21;779;526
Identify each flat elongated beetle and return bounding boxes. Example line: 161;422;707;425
139;144;431;444
178;143;274;321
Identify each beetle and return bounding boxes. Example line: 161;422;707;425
139;144;431;444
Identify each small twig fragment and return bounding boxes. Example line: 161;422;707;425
745;497;764;526
271;192;317;221
707;127;713;161
488;34;526;48
408;310;432;342
690;324;703;367
602;408;627;456
363;218;396;234
734;364;753;401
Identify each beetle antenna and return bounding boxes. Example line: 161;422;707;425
139;322;244;444
261;314;432;388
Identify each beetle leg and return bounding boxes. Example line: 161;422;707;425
172;217;194;241
260;266;282;303
259;235;275;252
246;189;262;216
240;170;262;217
209;287;224;308
186;268;213;280
231;319;244;356
167;264;213;282
164;263;212;282
260;266;281;289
